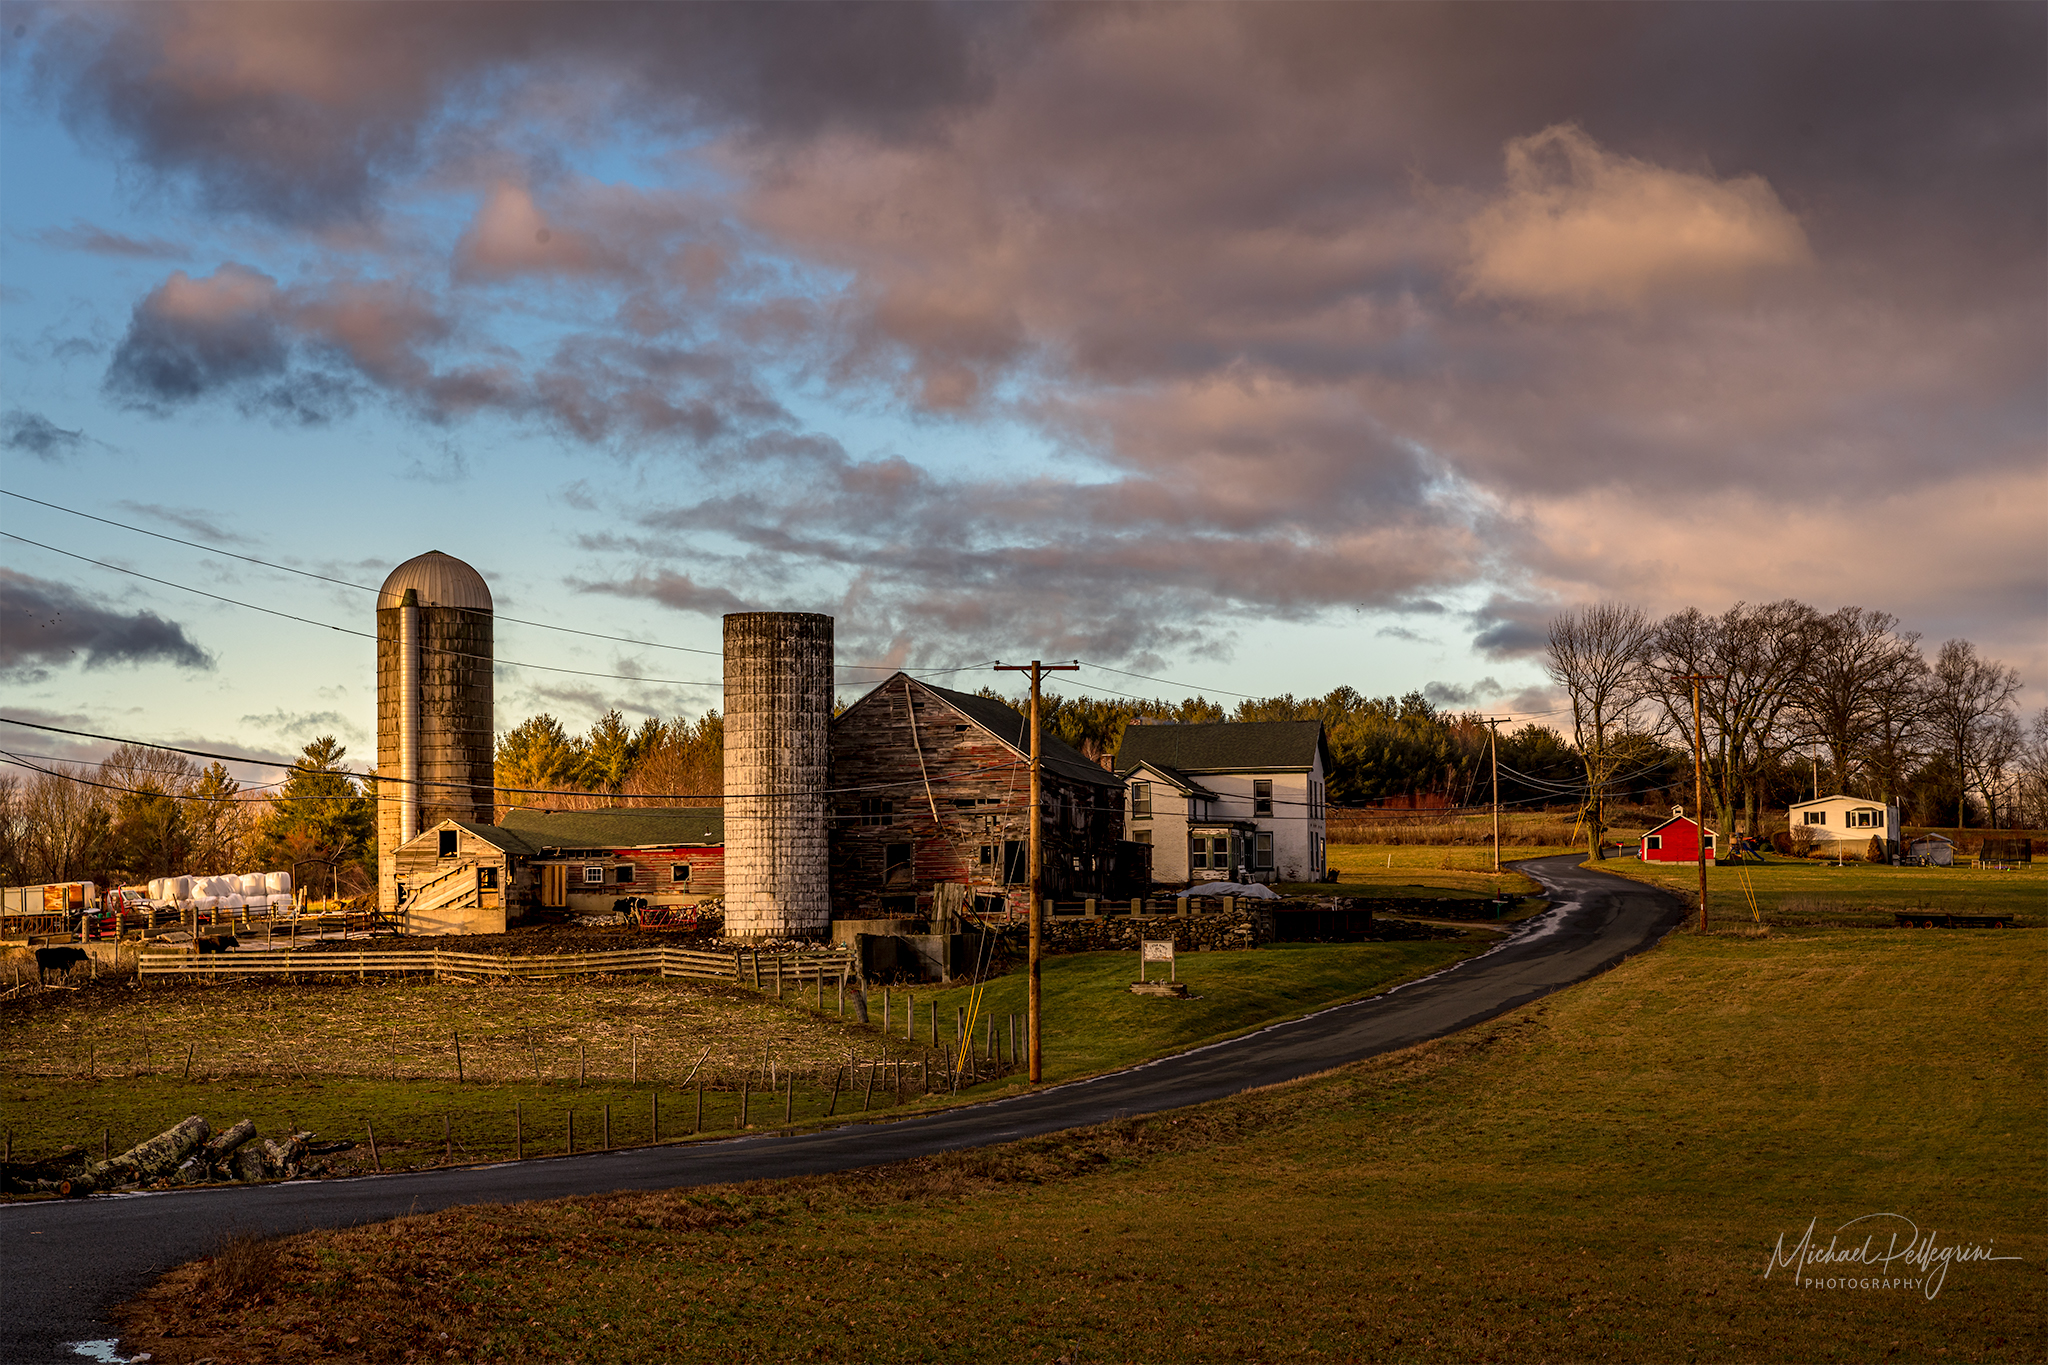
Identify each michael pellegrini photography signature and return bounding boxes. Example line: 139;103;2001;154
1765;1214;2022;1300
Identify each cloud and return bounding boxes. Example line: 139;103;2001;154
2;410;88;460
1469;597;1552;661
28;4;2044;682
0;570;213;675
239;707;366;744
1422;677;1504;707
31;3;1005;228
32;220;187;258
103;264;297;408
1462;124;1812;309
580;571;752;619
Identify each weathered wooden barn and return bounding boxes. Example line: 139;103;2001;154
392;806;725;934
828;674;1142;920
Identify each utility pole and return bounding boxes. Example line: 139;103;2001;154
993;659;1078;1084
1478;717;1510;872
1674;673;1722;931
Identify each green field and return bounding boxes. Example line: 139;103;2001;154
115;927;2045;1363
1591;852;2048;927
0;940;1476;1177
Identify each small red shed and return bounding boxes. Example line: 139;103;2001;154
1639;813;1716;863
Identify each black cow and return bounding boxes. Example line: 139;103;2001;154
35;946;88;985
195;934;240;954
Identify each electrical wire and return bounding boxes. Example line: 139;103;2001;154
1;488;984;675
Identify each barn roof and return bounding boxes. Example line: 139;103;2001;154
443;820;536;855
892;678;1123;788
496;806;725;850
1113;720;1329;776
1640;813;1717;838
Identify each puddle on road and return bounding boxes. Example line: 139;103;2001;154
68;1341;149;1363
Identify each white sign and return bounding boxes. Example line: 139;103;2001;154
1141;940;1175;962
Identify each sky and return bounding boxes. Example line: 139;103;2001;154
2;1;2043;788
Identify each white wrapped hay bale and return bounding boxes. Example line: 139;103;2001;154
265;870;293;895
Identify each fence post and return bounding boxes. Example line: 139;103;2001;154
366;1120;381;1171
453;1032;463;1084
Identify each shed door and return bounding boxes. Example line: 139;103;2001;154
541;864;568;908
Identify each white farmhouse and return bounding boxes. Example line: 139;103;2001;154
1788;794;1900;859
1114;720;1331;884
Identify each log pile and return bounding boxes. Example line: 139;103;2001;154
8;1115;318;1196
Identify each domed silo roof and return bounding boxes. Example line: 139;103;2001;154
377;551;493;611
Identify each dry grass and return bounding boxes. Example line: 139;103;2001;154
0;973;884;1087
109;928;2045;1363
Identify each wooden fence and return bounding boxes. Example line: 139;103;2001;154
137;943;856;985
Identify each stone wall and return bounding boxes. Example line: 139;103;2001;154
1041;907;1275;954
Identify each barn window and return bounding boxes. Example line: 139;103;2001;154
1804;811;1826;825
615;865;635;884
859;798;894;826
1254;780;1273;817
672;864;690;883
582;865;604;884
1646;835;1662;850
439;829;459;857
885;842;914;884
979;845;995;866
479;866;499;890
1003;841;1027;884
1131;782;1152;819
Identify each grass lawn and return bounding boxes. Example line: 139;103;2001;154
1591;853;2048;927
115;926;2045;1363
1323;841;1579;899
868;937;1479;1088
0;940;1476;1176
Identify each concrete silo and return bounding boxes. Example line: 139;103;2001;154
722;612;833;939
376;552;495;917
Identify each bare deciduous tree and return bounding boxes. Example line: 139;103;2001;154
1926;639;2022;829
1797;607;1927;797
1545;603;1657;859
1648;601;1820;849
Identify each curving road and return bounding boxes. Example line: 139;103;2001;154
1;856;1683;1363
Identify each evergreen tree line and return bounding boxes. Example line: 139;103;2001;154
0;737;376;898
1545;600;2046;860
493;710;724;813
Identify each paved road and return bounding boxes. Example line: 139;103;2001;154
1;856;1683;1362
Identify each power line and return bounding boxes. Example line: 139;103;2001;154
0;488;984;675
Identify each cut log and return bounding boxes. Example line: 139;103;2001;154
61;1115;209;1195
202;1118;257;1164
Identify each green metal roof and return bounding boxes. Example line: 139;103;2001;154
1114;720;1328;776
496;806;725;850
446;820;537;856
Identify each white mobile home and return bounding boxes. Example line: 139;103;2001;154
1789;794;1900;858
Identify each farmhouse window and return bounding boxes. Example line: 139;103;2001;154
1190;839;1207;870
671;864;690;883
582;865;604;884
1133;830;1153;846
1131;782;1152;819
615;865;635;884
1254;780;1273;817
1646;835;1662;850
1804;811;1826;825
859;798;895;826
439;829;459;857
1255;832;1273;870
